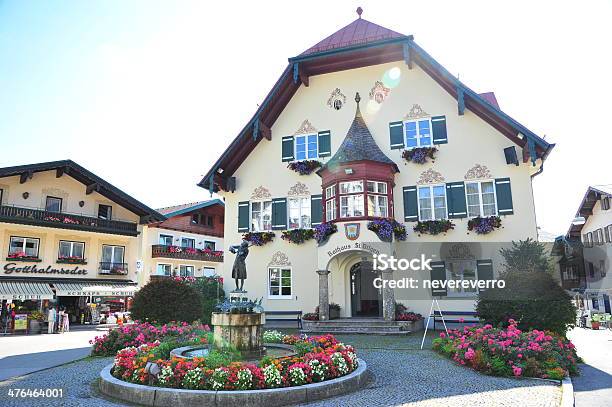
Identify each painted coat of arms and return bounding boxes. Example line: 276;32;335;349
344;223;360;240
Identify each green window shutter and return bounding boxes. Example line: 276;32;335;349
271;198;287;230
476;260;494;293
389;121;404;150
495;178;514;215
432;115;448;144
403;186;418;221
282;136;294;162
238;201;250;232
311;194;323;226
446;182;467;219
430;261;447;297
318;131;331;158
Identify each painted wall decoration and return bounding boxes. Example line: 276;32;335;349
417;168;445;185
268;251;291;267
327;88;347;110
369;81;390;104
464;164;492;180
287;181;310;196
250;186;272;201
404;104;430;120
293;119;318;136
42;188;69;199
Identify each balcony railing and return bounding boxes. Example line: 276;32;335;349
151;245;224;262
0;205;138;236
99;262;129;275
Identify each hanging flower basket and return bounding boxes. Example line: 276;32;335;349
314;222;337;245
467;216;502;234
281;228;315;244
242;232;275;246
367;218;407;242
413;219;455;236
287;160;322;175
401;147;438;164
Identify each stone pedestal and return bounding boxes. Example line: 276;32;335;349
211;312;266;357
381;269;395;321
317;269;330;320
229;290;249;302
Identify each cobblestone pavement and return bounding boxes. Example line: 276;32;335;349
0;333;561;407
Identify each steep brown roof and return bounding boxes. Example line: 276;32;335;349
301;16;406;56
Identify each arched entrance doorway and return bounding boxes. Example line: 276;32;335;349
349;261;382;317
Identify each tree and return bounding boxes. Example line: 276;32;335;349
500;238;554;274
192;277;225;326
131;278;203;324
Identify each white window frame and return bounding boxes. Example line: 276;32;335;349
250;200;272;232
58;240;85;259
268;267;292;299
446;260;479;297
417;184;448;221
295;133;318;161
156;263;172;276
404;117;433;149
325;185;336;199
339;180;364;194
159;233;174;246
465;180;498;217
9;236;40;258
202;267;216;277
179;264;195;277
340;194;364;218
326;198;336;221
288;196;311;229
180;237;196;249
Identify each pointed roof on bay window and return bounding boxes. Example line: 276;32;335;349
323;93;399;172
301;9;406;56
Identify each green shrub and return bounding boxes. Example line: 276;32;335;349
130;279;204;324
192;277;225;326
204;349;239;369
476;271;576;335
294;341;315;356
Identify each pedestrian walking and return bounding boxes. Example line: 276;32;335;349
62;309;70;332
47;307;56;334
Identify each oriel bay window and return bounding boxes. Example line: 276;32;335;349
268;267;291;299
325;185;336;221
367;181;388;217
323;180;392;221
339;181;364;218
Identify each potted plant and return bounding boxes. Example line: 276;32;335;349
329;303;341;320
591;314;601;330
28;311;45;334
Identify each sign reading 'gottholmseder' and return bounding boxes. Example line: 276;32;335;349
3;263;88;275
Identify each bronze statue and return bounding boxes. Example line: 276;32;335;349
229;240;250;291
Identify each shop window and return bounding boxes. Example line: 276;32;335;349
288;197;311;229
45;196;62;213
418;185;447;220
204;241;216;251
268;267;291;298
9;236;40;258
159;234;173;246
179;265;195;277
181;237;195;248
58;240;85;260
157;263;172;276
251;201;272;231
98;204;112;220
446;260;478;296
465;181;497;217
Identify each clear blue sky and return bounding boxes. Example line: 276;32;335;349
1;1;610;235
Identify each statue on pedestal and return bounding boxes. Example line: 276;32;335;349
229;240;250;291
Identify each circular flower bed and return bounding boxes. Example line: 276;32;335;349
432;320;579;380
110;333;359;391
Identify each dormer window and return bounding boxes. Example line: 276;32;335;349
295;134;318;160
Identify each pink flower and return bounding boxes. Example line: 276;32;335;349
512;366;522;377
439;332;446;338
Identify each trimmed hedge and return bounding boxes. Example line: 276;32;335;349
130;278;204;324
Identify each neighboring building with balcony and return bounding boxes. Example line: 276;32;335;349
140;199;224;283
555;186;612;313
198;11;554;322
0;160;164;324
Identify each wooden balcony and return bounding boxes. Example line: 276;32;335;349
151;245;224;263
0;205;138;236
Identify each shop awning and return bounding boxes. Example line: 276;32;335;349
53;282;138;297
0;281;55;301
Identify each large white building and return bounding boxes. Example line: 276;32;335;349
199;12;554;321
